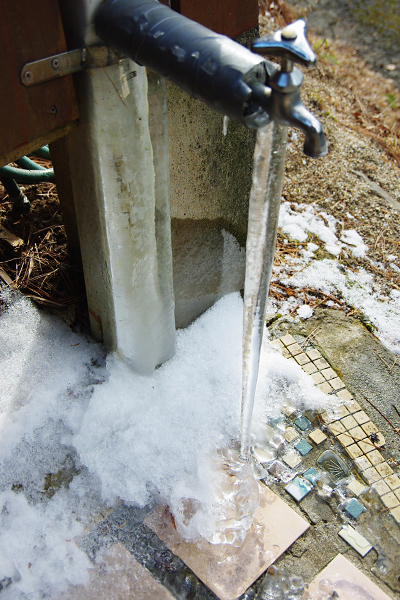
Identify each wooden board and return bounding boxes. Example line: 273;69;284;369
170;0;259;38
0;1;79;166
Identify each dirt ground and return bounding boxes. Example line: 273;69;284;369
259;0;400;313
1;0;400;324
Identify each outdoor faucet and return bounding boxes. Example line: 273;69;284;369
251;20;328;158
94;0;327;157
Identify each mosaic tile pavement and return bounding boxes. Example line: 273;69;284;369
271;333;400;527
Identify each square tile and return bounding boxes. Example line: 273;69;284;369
328;421;346;435
311;372;325;385
320;367;336;380
330;377;345;391
344;498;365;519
306;348;321;361
390;506;400;524
381;492;398;509
385;474;400;490
280;334;296;346
335;405;351;419
375;462;393;478
346;480;367;497
337;432;354;447
357;439;375;454
285;476;313;501
341;415;358;430
294;416;312;431
317;381;333;394
307;554;394;599
63;543;175;600
271;339;284;350
365;449;384;466
353;411;370;425
314;357;330;370
295;353;310;366
354;456;372;472
345;398;362;412
287;342;302;356
338;527;373;557
282;348;291;358
373;479;391;496
348;426;366;442
294;439;313;456
346;444;364;459
302;362;318;375
336;389;353;402
361;421;378;436
303;467;321;485
282;451;302;469
284;426;300;442
372;432;385;448
145;486;309;600
308;428;327;445
281;404;296;416
363;467;381;484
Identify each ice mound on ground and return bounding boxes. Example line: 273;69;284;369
73;293;330;528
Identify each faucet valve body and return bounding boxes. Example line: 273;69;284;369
252;20;328;158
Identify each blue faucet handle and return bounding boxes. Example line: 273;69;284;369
252;20;316;68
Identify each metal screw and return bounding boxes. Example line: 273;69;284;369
50;105;58;115
23;70;32;83
51;58;59;69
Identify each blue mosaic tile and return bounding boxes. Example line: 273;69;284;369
285;476;313;502
344;498;365;519
295;439;313;456
303;467;321;484
294;416;312;431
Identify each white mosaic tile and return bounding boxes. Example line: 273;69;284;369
308;428;327;445
306;348;321;361
375;462;393;478
363;467;381;484
338;525;372;557
346;480;367;497
385;474;400;491
381;492;399;509
353;411;370;425
373;479;391;496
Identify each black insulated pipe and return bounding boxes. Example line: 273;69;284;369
94;0;275;128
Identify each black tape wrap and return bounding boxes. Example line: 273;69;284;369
94;0;273;127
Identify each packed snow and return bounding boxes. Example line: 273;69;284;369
0;290;328;598
275;201;400;355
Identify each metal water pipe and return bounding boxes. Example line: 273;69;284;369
94;0;327;157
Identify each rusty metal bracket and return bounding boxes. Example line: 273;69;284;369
21;45;123;87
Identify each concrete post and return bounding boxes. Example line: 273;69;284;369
53;1;176;373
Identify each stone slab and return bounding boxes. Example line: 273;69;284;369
62;543;174;600
304;553;392;600
144;486;309;600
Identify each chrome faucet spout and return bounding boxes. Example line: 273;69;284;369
273;90;328;158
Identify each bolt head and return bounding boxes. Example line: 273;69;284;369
51;58;59;69
281;26;298;41
23;70;32;82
